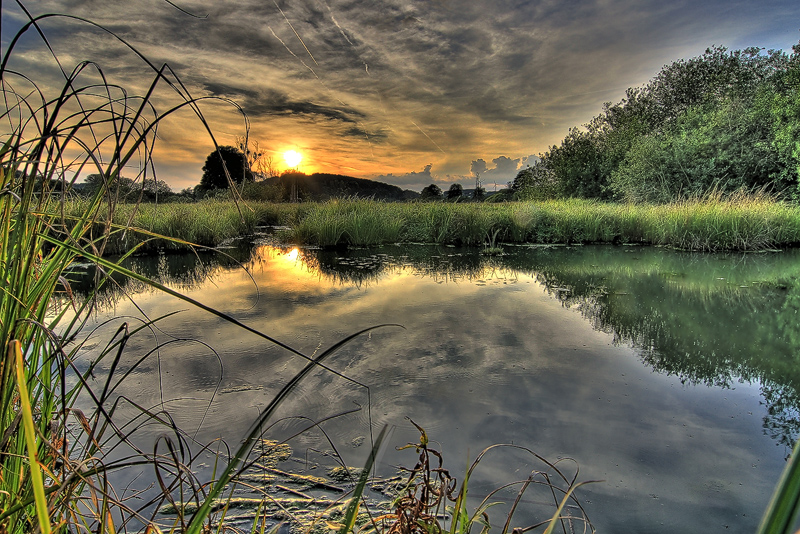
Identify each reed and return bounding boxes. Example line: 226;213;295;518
286;196;800;251
58;199;297;254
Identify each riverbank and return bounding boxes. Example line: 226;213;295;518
65;195;800;255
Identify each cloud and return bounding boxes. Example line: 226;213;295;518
10;0;800;186
373;163;436;189
202;83;365;123
470;155;525;186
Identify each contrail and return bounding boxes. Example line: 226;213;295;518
268;26;320;79
409;119;446;154
319;0;371;76
328;11;354;46
358;121;375;158
273;0;319;66
320;0;354;46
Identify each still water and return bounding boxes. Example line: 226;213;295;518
70;241;800;533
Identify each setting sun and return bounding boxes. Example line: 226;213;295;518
284;150;302;168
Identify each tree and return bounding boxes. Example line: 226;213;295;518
143;177;172;196
446;183;463;200
511;162;560;200
236;136;277;180
420;183;443;200
198;145;253;191
82;173;137;200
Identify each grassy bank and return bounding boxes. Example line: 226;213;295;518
60;198;299;255
292;196;800;251
75;193;800;254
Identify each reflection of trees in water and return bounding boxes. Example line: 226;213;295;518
301;245;508;286
61;242;258;309
68;242;800;447
507;246;800;450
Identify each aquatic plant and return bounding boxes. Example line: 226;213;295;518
347;421;597;534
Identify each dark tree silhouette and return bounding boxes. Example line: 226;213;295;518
198;145;253;191
446;183;463;200
420;183;443;199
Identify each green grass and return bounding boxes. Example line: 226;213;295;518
279;196;800;252
61;192;800;255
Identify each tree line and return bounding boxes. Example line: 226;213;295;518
511;41;800;203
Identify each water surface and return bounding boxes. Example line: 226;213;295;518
72;242;800;533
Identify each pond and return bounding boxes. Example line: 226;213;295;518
67;240;800;533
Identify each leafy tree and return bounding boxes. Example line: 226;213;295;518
511;162;560;200
472;186;486;200
610;95;781;202
143;177;172;196
544;128;612;199
420;183;443;200
541;41;800;202
198;145;253;191
82;173;137;200
768;43;800;198
446;183;463;200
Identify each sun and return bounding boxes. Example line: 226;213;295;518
284;150;302;168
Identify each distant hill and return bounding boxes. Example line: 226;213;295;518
265;172;419;201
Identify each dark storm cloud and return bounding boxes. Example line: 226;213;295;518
202;82;366;123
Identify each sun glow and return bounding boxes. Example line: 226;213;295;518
285;247;299;261
284;150;302;168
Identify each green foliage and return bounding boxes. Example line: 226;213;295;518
543;42;800;203
199;145;253;192
610;98;780;202
82;173;174;202
768;46;800;198
447;182;464;200
544;128;613;199
511;162;560;200
420;183;443;200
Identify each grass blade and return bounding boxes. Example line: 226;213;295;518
339;426;388;534
11;340;53;534
758;438;800;534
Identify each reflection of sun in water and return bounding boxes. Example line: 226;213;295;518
285;247;299;261
284;150;302;168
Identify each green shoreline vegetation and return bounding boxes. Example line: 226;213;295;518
64;194;800;255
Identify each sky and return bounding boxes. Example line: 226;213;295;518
4;0;800;191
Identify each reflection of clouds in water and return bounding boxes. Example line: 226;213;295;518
78;244;791;534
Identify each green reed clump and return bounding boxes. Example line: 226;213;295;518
60;199;300;254
0;4;292;532
638;191;800;251
286;195;800;251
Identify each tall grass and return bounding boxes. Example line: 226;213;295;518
55;193;799;254
60;198;294;254
286;195;800;251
